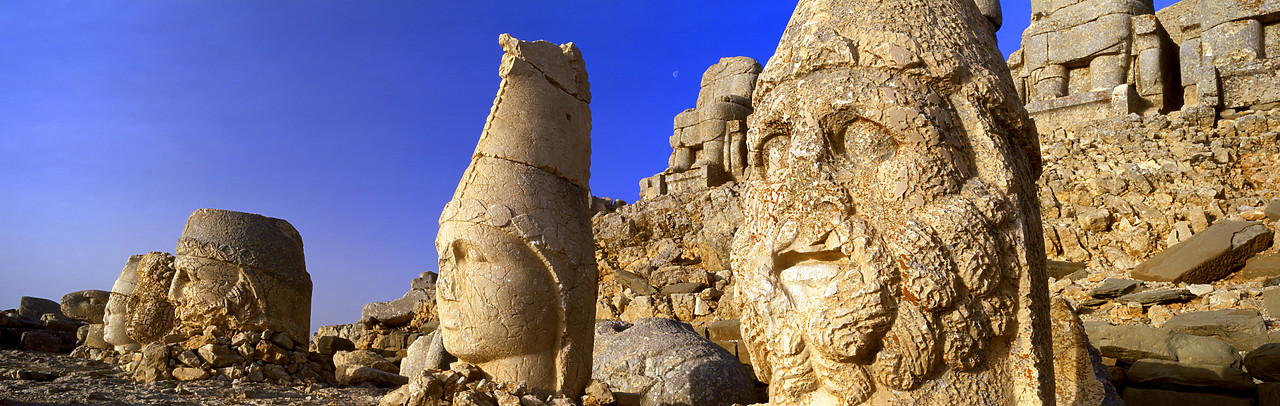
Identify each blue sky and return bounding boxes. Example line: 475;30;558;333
0;1;1179;330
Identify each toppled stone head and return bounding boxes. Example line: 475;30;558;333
732;0;1051;404
435;33;596;398
60;289;111;324
168;208;311;343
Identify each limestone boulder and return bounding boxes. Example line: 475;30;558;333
400;331;454;380
592;318;754;406
339;366;407;387
1162;309;1268;352
1131;220;1273;283
334;349;398;374
1244;343;1280;382
362;289;429;327
1084;322;1241;367
59;290;110;324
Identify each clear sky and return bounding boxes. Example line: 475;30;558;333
1;0;1179;330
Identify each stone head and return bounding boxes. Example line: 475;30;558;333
435;33;595;397
168;208;312;342
104;254;143;352
732;0;1049;404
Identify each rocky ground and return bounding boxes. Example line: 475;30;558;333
0;347;389;405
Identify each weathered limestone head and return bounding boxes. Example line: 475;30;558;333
435;33;595;398
125;251;179;344
168;208;312;343
732;0;1051;405
104;254;143;352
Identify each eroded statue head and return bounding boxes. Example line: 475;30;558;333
732;0;1051;404
435;33;595;397
168;208;312;343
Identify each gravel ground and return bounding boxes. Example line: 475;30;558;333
0;348;390;406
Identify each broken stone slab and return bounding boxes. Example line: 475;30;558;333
361;289;428;327
1131;220;1274;283
59;290;110;324
1244;343;1280;382
1047;260;1089;280
1238;253;1280;281
613;269;657;296
338;365;407;387
1115;288;1196;305
1162;309;1269;352
333;349;398;374
18;297;63;321
1266;199;1280;222
1265;288;1280;318
1088;278;1143;299
1126;358;1256;391
659;282;705;295
1084;321;1242;367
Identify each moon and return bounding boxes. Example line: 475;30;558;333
672;70;679;78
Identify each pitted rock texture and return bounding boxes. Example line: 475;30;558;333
731;0;1054;405
591;318;754;406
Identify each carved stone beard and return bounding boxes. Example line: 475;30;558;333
734;69;1024;405
170;256;262;335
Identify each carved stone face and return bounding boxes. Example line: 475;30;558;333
169;255;257;335
734;66;1023;403
104;255;142;352
436;221;556;363
166;209;310;342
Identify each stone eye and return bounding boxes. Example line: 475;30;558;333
760;133;791;182
832;116;895;168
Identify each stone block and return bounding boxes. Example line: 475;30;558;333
613;269;657;296
1204;19;1264;66
1163;309;1269;352
1126;359;1256;391
1238;253;1280;280
1084;322;1241;367
706;319;742;341
1088;278;1143;299
1220;58;1280;109
1131;220;1273;283
18;296;62;321
361;289;428;327
1115;288;1195;305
